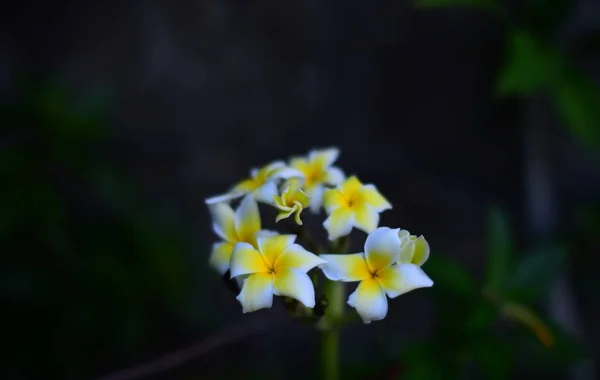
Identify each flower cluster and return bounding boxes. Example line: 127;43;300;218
206;148;433;323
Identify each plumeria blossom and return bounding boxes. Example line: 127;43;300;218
322;176;392;241
230;234;326;313
397;229;430;266
288;148;345;213
206;161;303;205
208;195;276;275
319;227;433;323
272;182;310;225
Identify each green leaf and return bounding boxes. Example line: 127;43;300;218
464;302;497;333
425;255;477;297
485;207;513;292
415;0;502;12
401;342;447;380
470;336;513;380
508;245;567;301
496;29;564;95
552;66;600;147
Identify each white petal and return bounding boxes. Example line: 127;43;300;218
209;241;235;275
323;208;355;241
309;147;339;167
377;264;433;298
347;278;388;324
364;227;401;273
274;167;305;180
205;191;245;205
236;273;274;313
325;166;345;186
208;203;236;242
256;229;278;238
308;184;324;214
318;253;371;282
273;268;316;308
353;204;380;234
229;242;269;278
253;181;279;204
276;244;326;272
397;237;415;264
234;195;261;242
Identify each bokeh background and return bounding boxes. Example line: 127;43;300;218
2;0;600;379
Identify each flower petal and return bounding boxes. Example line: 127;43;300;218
276;244;326;272
253;181;279;204
273;268;316;308
257;235;296;268
376;264;434;298
235;195;261;242
325;166;345;185
397;237;415;264
308;184;324;213
339;176;362;198
290;157;310;173
230;242;269;278
256;229;278;238
323;208;355;241
364;227;402;273
275;207;296;223
353;204;379;234
318;253;370;282
309;147;339;168
412;236;430;266
209;241;235;275
274;167;305;180
209;203;237;242
348;277;388;324
357;184;392;212
322;188;347;214
236;273;274;313
205;191;246;205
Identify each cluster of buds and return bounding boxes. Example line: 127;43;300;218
206;148;433;324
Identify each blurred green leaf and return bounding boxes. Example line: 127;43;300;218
425;254;477;297
464;302;497;333
401;342;447;380
508;245;567;301
552;66;600;147
496;29;564;95
485;207;513;292
470;336;513;380
415;0;502;12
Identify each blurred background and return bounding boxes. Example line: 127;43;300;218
2;0;600;379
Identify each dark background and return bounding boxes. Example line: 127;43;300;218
2;0;600;379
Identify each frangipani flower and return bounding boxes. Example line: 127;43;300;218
208;195;276;275
322;176;392;241
230;234;326;313
289;148;345;213
319;227;433;323
398;229;430;266
272;183;310;225
206;161;303;205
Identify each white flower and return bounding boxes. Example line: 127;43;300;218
319;227;433;323
272;183;310;225
288;148;345;213
322;176;391;240
230;234;326;313
397;229;430;266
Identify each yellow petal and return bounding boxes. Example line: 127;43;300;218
309;147;339;169
364;227;402;272
347;277;388;324
209;241;235;275
233;178;260;192
276;244;326;272
318;253;370;282
292;202;304;225
339;176;362;198
397;236;415;264
235;195;261;242
411;236;430;266
273;268;316;308
275;207;295;223
376;264;433;298
229;242;269;278
353;204;379;234
209;203;237;242
236;272;274;313
357;184;392;212
323;208;355;241
290;157;310;173
322;188;347;214
257;235;296;268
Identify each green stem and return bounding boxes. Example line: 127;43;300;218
320;280;345;380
